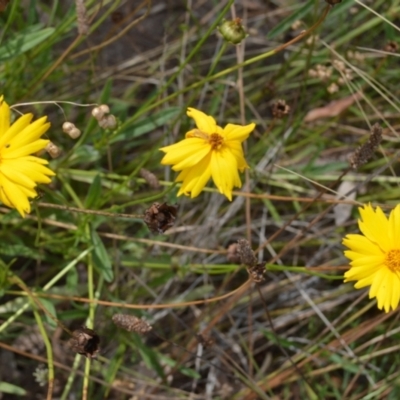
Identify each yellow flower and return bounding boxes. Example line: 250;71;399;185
343;203;400;313
0;96;55;217
160;108;255;200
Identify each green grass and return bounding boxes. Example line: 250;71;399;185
1;0;400;399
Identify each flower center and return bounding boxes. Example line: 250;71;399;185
209;133;224;150
385;249;400;271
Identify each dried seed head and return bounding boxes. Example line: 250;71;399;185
271;99;290;119
349;123;382;169
247;263;266;283
45;142;61;158
68;327;100;358
195;333;214;348
236;239;257;267
384;41;398;53
75;0;89;35
112;314;152;334
226;242;241;264
218;18;248;45
144;203;177;234
68;127;82;139
62;121;75;134
140;168;160;189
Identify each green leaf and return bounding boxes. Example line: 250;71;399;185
38;298;57;329
85;175;102;209
91;228;114;282
267;1;314;39
0;25;55;62
111;107;180;143
0;382;27;396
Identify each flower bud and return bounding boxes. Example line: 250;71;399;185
62;121;75;134
91;106;104;121
68;127;81;139
98;114;117;129
99;104;110;115
45;142;61;158
218;18;248;45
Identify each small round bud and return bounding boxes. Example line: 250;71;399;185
98;104;110;115
91;106;104;121
62;121;75;134
98;114;117;129
105;114;117;129
68;127;81;139
218;18;248;45
45;142;61;158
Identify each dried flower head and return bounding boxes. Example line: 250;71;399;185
271;99;290;119
140;168;160;189
68;327;100;358
112;314;153;334
144;202;177;233
384;41;399;53
218;18;248;45
236;239;257;267
247;263;266;283
45;142;61;158
349;123;382;169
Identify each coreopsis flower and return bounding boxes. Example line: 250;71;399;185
343;203;400;313
160;108;255;200
0;96;55;217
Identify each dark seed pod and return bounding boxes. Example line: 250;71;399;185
68;327;100;358
144;202;177;233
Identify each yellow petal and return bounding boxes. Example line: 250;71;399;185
0;96;11;136
8;117;50;148
388;204;400;248
225;141;249;171
210;148;241;200
4;158;55;182
0;173;31;217
3;139;49;158
176;155;212;198
0;113;33;149
187;108;218;133
0;163;37;188
223;122;255;142
358;204;390;252
160;138;210;168
342;234;383;256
